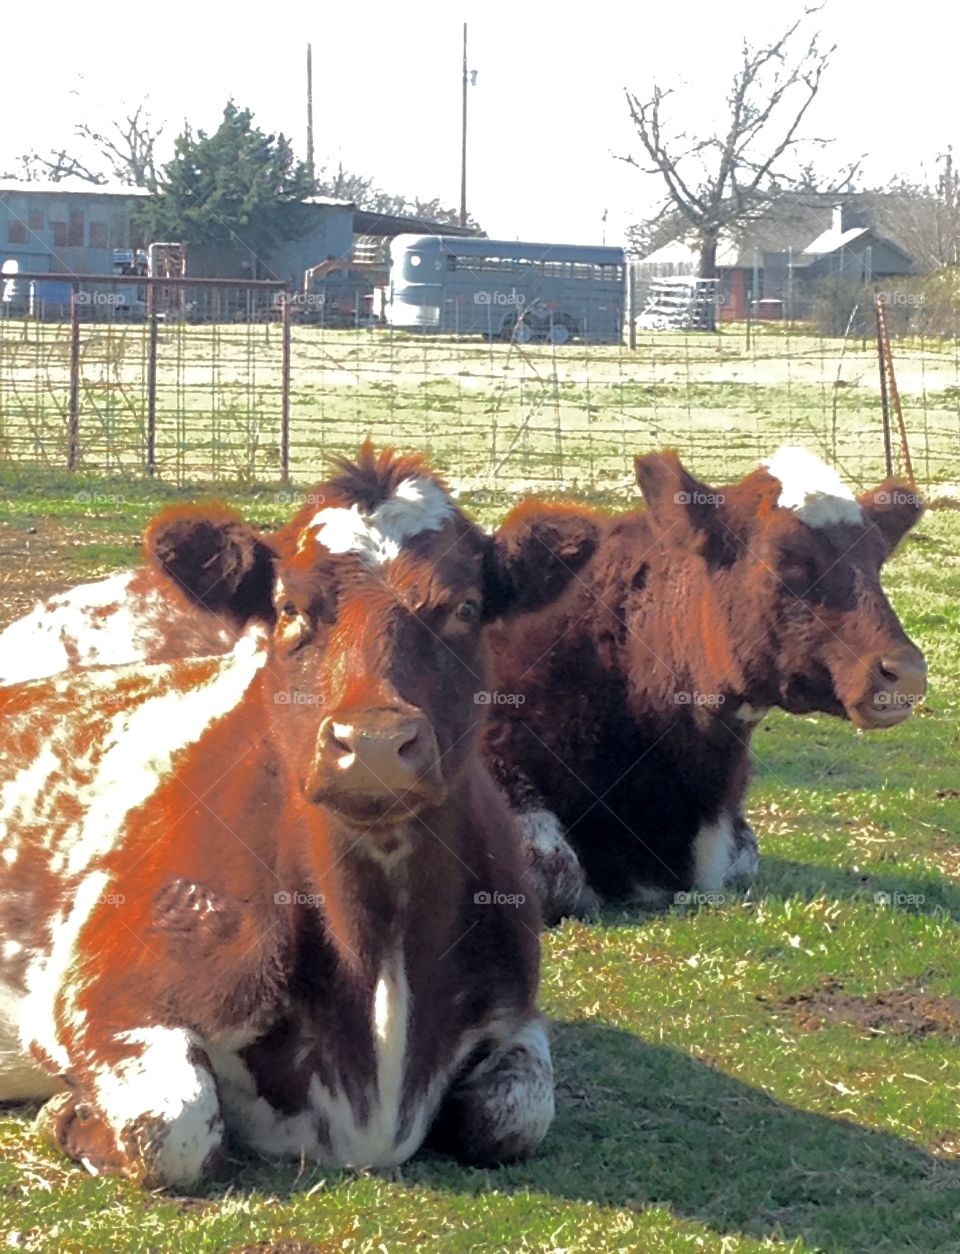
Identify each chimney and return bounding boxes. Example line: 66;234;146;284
832;204;844;234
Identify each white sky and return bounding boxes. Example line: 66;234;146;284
3;0;954;245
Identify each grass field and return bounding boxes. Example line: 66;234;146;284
2;322;960;493
0;460;958;1252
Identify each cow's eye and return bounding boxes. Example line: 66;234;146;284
781;559;816;591
455;599;480;623
281;601;298;617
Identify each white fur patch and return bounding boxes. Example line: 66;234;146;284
764;446;863;528
517;809;586;923
452;1017;555;1155
15;632;269;1071
690;813;737;891
210;951;425;1168
0;978;64;1101
304;477;456;564
93;1026;222;1187
0;571;139;685
734;702;769;725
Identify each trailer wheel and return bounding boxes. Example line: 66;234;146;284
546;316;575;345
503;314;534;344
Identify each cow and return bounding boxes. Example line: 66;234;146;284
0;446;595;1188
0;507;271;686
483;447;927;918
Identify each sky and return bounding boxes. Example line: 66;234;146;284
2;0;955;246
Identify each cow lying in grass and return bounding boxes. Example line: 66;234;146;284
484;447;927;918
0;448;591;1187
0;445;928;925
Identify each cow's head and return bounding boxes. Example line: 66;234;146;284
633;446;926;729
146;445;594;826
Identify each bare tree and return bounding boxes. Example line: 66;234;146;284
75;104;163;187
622;8;854;278
1;149;106;184
1;102;163;187
876;150;960;271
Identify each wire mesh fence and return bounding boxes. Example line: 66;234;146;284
1;278;959;500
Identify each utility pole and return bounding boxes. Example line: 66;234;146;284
306;42;315;185
460;23;468;228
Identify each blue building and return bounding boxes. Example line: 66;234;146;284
0;180;356;286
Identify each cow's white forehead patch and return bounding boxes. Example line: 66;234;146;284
303;477;456;564
763;446;863;529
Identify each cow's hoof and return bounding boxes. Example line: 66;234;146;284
727;818;760;882
33;1091;74;1148
571;884;603;920
34;1092;127;1178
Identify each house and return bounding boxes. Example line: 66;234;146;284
636;198;916;321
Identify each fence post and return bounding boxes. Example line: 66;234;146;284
627;263;637;351
281;290;291;483
68;284;81;470
875;291;894;479
146;311;159;476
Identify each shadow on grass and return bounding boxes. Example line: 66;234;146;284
200;1020;960;1251
754;854;960;922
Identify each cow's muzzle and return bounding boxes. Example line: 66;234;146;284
852;647;927;729
306;707;445;822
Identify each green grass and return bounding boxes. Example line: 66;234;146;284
0;475;958;1250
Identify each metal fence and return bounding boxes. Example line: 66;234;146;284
1;274;959;499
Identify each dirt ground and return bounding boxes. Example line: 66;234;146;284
0;518;128;629
770;977;960;1040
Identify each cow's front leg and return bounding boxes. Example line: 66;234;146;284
514;807;589;925
428;1018;555;1164
35;1026;224;1189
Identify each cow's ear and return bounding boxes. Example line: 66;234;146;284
145;505;276;622
859;481;924;557
484;505;600;619
633;449;717;543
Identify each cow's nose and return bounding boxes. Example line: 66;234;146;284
313;709;443;812
863;648;927;725
877;650;927;697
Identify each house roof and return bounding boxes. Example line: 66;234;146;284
0;182;358;212
803;224;871;254
0;178;150;197
302;195;356;209
352;208;479;238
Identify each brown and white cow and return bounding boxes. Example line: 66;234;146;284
0;506;273;686
484;447;927;917
0;447;589;1187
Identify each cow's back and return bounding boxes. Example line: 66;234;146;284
0;568;239;686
